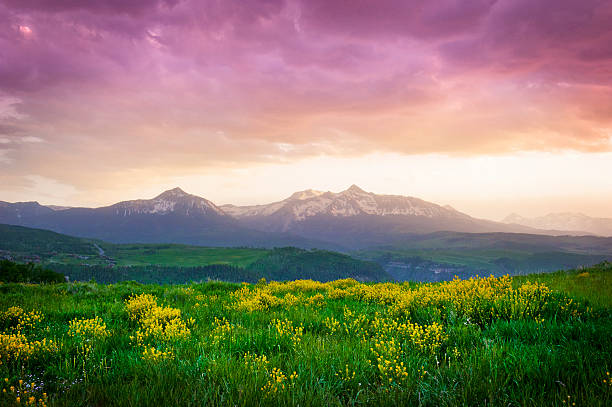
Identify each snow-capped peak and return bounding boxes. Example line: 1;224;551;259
223;185;472;230
155;187;189;199
288;189;325;201
112;188;225;217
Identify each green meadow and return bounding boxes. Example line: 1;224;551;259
0;224;267;268
101;244;268;267
0;262;611;406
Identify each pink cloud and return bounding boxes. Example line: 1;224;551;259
0;0;610;190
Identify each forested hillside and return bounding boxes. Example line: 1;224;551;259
49;248;390;284
0;224;97;256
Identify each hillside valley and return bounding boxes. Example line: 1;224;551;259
3;187;612;282
0;224;388;284
2;224;612;283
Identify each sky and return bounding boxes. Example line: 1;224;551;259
0;0;611;220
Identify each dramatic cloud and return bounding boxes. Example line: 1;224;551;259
0;0;611;213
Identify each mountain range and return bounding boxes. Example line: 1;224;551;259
0;186;598;249
503;212;612;237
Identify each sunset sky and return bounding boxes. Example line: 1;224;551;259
1;0;611;220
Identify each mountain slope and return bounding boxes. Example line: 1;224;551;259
0;186;588;249
504;212;612;237
29;187;236;243
0;201;54;225
0;189;332;249
0;224;97;256
108;187;226;217
223;185;472;228
223;185;562;248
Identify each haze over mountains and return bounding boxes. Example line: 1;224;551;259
503;213;612;237
0;186;602;249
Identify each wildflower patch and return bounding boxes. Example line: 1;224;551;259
125;293;191;360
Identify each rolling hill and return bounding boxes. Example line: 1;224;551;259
354;231;612;281
0;224;390;283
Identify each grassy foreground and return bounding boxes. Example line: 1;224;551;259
0;264;611;406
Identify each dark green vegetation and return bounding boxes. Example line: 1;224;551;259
0;264;610;406
246;247;388;282
0;224;264;268
0;224;96;255
0;224;97;264
0;260;64;284
48;248;388;284
356;231;612;281
4;224;612;285
0;225;388;283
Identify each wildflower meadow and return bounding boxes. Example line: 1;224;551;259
0;264;611;406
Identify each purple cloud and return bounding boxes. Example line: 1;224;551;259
0;0;610;193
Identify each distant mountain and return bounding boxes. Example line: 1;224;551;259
0;185;585;249
222;185;562;248
503;212;612;237
47;205;72;211
109;187;225;217
222;185;474;228
28;187;234;243
0;201;54;224
0;188;331;249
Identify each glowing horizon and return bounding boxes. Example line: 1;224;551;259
1;0;611;220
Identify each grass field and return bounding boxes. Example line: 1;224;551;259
513;262;612;309
355;247;530;270
0;224;270;268
0;263;611;406
100;244;268;267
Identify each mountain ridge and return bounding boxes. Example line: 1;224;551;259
222;185;473;224
109;187;225;217
0;186;598;249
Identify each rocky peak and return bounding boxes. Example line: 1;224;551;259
112;188;226;217
288;189;325;201
344;184;367;194
155;187;190;200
